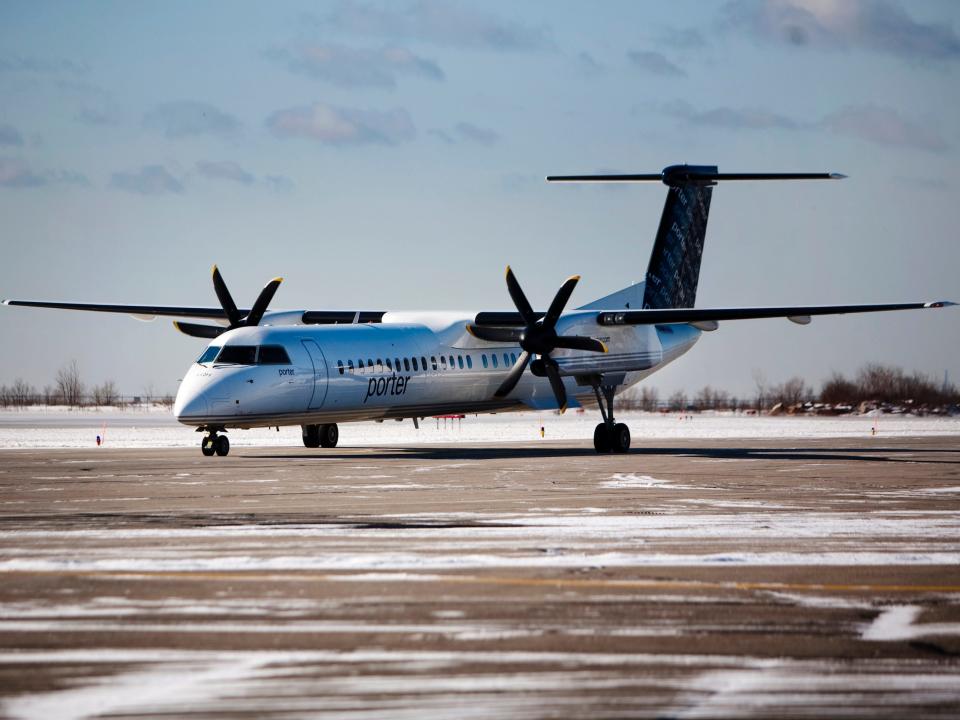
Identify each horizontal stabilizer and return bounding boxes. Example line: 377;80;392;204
548;165;844;187
597;301;956;326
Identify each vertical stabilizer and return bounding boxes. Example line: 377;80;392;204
641;165;716;309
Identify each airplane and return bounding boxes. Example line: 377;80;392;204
3;164;955;457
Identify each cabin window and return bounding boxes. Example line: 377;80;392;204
348;359;355;373
510;352;517;365
412;357;418;371
259;345;291;365
491;354;498;368
466;355;473;369
448;355;455;369
337;360;344;375
386;358;393;371
503;353;510;367
482;354;488;369
368;358;374;371
431;356;438;371
358;359;365;373
377;359;384;373
197;346;220;364
422;356;428;372
215;345;257;365
441;356;447;370
457;355;464;369
404;358;411;372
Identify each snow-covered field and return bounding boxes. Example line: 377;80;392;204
0;406;958;449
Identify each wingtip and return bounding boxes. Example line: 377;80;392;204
830;173;847;180
926;300;958;308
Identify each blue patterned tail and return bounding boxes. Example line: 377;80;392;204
641;165;716;310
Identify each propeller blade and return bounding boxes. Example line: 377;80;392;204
505;266;536;324
466;324;524;343
245;277;283;326
543;359;568;413
494;350;530;398
211;265;242;327
544;275;580;327
552;335;608;353
173;321;226;339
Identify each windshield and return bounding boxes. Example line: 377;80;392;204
215;345;257;365
197;346;220;364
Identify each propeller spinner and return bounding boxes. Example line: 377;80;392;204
467;266;607;412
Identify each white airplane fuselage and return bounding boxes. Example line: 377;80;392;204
173;311;701;429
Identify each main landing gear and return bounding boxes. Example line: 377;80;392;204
302;423;339;449
590;378;630;454
200;429;230;457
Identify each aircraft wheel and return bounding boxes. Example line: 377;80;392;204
319;423;339;448
302;424;320;448
215;435;230;457
201;436;216;456
611;423;631;453
593;423;611;453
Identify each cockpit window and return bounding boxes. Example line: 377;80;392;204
215;345;257;364
197;346;220;364
259;345;291;364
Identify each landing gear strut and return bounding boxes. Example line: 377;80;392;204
201;430;229;457
302;423;339;449
591;379;630;454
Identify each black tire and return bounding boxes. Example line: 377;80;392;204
593;423;611;453
215;434;230;456
201;437;216;457
302;424;320;448
320;423;339;448
611;423;630;453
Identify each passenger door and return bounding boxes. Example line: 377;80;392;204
301;339;329;410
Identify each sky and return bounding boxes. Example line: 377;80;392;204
0;0;958;400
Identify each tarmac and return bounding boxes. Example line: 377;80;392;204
0;436;959;718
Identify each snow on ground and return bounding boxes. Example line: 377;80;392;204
0;407;958;449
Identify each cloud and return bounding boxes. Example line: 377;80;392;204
820;105;948;152
75;106;118;126
454;122;498;145
658;26;707;49
576;51;604;75
196;160;255;185
267;103;415;145
0;54;88;75
0;124;24;147
144;101;240;139
663;99;799;129
313;0;551;51
627;50;686;77
720;0;960;62
263;175;295;193
110;165;183;195
272;44;444;88
0;158;89;188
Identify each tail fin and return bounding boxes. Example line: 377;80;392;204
642;165;716;309
547;165;844;310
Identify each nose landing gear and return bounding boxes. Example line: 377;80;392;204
200;429;229;457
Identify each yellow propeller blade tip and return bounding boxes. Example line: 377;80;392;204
599;341;609;353
559;405;567;415
272;277;284;284
465;324;476;337
568;274;581;282
211;264;219;275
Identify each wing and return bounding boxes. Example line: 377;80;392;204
2;299;236;321
595;301;957;330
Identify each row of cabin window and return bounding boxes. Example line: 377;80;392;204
336;352;519;376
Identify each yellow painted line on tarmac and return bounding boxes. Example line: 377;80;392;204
2;569;960;594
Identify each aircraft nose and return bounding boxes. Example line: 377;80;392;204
174;387;210;422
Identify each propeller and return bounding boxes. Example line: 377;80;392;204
173;265;283;338
467;266;607;412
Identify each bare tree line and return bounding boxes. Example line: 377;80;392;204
0;360;173;409
621;363;959;415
